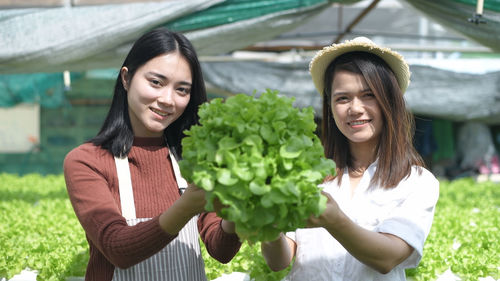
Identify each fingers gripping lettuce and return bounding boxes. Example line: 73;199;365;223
179;89;336;243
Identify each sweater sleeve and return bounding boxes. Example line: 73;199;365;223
198;212;242;263
63;145;178;269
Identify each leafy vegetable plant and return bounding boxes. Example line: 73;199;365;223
0;173;87;281
202;240;290;281
406;178;500;280
180;89;336;243
1;174;499;280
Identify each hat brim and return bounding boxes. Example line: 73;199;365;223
309;37;410;95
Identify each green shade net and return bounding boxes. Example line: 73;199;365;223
455;0;500;12
432;119;456;162
166;0;333;31
0;73;80;108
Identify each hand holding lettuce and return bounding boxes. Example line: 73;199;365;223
179;90;336;243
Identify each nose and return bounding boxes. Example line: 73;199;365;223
157;87;175;106
349;97;363;114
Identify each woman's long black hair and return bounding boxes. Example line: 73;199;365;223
89;27;207;159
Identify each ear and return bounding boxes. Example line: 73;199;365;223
120;67;129;91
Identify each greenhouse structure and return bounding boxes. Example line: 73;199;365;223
0;0;499;280
1;0;499;177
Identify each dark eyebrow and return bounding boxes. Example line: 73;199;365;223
332;88;371;96
145;71;166;80
332;91;346;97
178;81;192;87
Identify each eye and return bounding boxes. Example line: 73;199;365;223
177;86;191;96
334;96;349;103
363;92;375;98
150;79;162;87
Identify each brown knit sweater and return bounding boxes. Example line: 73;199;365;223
63;137;241;281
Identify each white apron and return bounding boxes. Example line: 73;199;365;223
112;152;207;281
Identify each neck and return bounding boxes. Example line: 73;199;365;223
348;141;377;171
133;136;165;146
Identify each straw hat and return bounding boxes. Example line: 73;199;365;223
309;36;410;95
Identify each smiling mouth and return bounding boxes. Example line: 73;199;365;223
348;120;371;126
150;108;169;117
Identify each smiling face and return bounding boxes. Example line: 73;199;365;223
122;52;192;137
330;70;382;149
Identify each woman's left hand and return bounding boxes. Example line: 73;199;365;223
212;197;237;234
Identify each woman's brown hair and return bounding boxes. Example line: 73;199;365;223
322;52;424;188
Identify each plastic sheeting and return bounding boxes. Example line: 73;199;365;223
165;0;329;31
185;2;328;56
404;0;500;52
3;0;500;75
0;0;223;73
0;0;334;107
0;0;332;74
201;57;500;124
404;62;500;124
456;122;499;170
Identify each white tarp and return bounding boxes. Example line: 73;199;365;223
0;0;223;73
0;0;329;74
456;122;498;170
404;59;500;124
2;0;500;75
404;0;500;53
186;2;327;57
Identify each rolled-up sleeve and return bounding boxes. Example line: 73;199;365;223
375;168;440;268
198;212;242;263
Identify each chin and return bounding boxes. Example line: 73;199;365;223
144;126;166;136
348;136;376;144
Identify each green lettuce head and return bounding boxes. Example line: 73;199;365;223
179;89;336;243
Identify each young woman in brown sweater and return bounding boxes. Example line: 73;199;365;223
64;28;241;281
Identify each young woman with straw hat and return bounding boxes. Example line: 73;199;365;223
261;37;439;281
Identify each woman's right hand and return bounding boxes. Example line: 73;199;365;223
179;183;207;216
159;183;206;235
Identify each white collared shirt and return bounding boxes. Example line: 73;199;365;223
285;162;439;281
